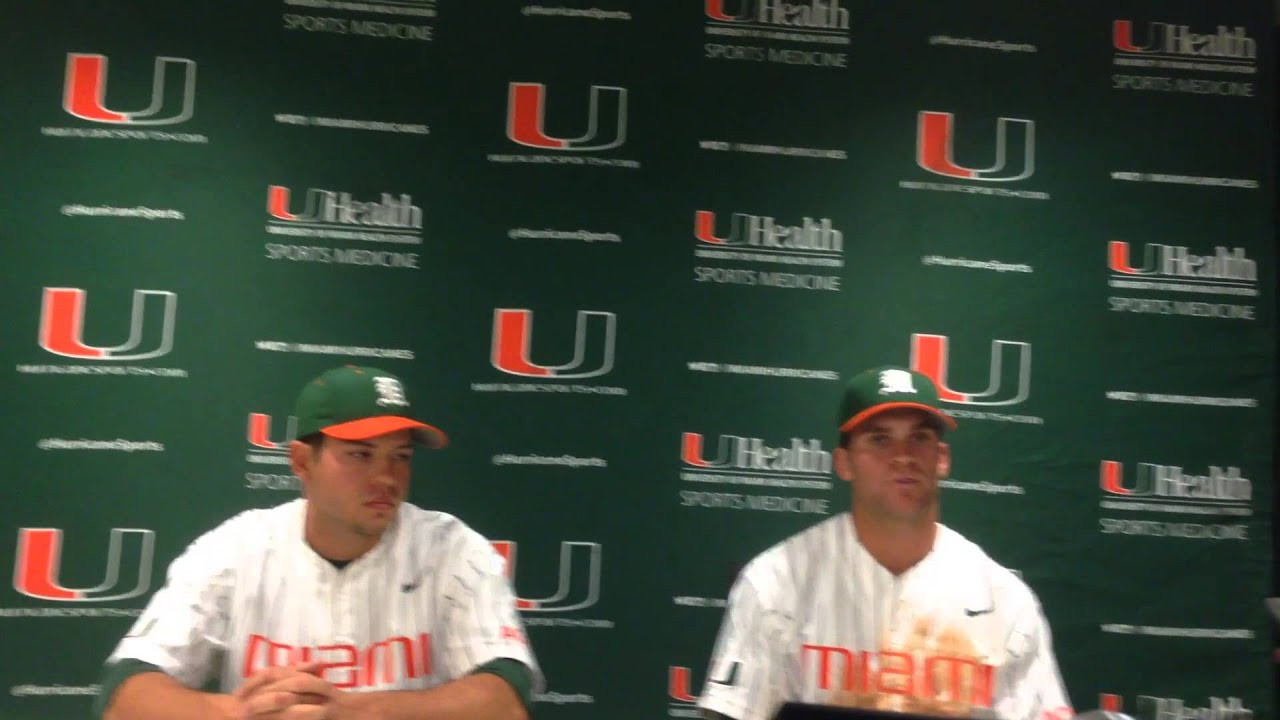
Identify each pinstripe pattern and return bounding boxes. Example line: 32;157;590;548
107;499;539;694
697;515;1070;720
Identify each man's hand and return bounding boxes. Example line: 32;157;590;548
232;662;341;719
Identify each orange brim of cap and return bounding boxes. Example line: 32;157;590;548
838;402;958;433
321;416;449;449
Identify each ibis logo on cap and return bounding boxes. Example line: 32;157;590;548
373;376;409;407
63;53;196;125
916;111;1035;182
13;527;155;602
490;308;616;379
38;287;177;360
506;82;627;151
909;333;1030;406
878;369;917;394
491;540;601;612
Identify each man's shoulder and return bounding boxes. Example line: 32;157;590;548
935;524;1037;601
396;502;468;534
166;500;301;572
779;511;849;552
196;499;301;545
394;503;494;552
740;514;848;585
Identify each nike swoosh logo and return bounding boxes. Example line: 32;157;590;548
965;607;994;617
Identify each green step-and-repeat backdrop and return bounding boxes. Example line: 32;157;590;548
0;1;1274;719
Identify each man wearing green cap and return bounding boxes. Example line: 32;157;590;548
95;366;540;720
698;367;1072;720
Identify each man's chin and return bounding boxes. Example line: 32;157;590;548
872;501;935;524
353;516;394;537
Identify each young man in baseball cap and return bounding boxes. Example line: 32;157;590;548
698;366;1072;720
96;366;540;720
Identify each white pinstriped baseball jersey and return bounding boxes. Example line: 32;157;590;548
698;514;1071;720
107;499;539;693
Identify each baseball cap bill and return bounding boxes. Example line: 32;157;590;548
838;366;957;433
295;366;448;448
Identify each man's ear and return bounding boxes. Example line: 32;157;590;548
290;441;314;483
833;446;854;483
935;441;951;479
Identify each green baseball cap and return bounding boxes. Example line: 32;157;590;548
837;365;957;433
294;365;447;448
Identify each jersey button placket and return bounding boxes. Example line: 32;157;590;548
342;567;356;643
332;570;352;645
316;558;335;642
